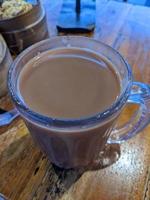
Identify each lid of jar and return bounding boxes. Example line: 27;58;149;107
0;34;6;64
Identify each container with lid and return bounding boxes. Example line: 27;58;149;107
0;34;13;97
0;0;49;54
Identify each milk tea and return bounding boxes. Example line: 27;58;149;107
18;48;120;168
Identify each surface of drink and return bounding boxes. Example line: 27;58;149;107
17;47;121;168
18;48;120;119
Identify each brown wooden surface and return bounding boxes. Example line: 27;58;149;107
0;0;150;199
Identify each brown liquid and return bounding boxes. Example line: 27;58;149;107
18;48;120;118
18;48;121;168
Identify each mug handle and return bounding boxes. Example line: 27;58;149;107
108;82;150;144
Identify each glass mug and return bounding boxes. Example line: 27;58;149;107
1;36;150;169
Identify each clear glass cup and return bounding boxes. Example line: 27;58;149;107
1;36;150;169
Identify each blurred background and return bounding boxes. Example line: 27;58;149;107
110;0;150;6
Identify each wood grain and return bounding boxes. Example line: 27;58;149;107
0;0;150;199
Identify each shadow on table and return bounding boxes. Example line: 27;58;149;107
47;143;120;199
0;133;120;200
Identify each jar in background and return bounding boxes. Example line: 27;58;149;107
0;1;49;55
0;34;13;97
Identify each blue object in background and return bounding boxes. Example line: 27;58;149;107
26;0;37;5
57;0;96;33
114;0;150;6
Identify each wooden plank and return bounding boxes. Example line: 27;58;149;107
94;1;132;45
42;0;63;36
0;1;150;200
113;4;150;82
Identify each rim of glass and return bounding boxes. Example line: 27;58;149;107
8;36;133;129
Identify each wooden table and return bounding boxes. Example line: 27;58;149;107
0;0;150;199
